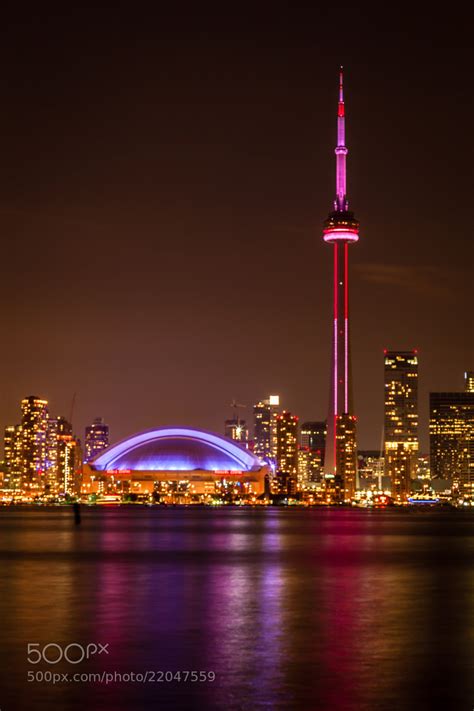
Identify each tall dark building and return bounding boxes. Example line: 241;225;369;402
85;417;109;462
430;391;474;494
301;421;326;462
322;68;359;501
384;351;419;499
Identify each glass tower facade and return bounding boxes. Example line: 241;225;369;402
384;351;419;500
85;417;109;462
253;396;279;462
20;396;49;492
430;391;474;494
276;411;298;493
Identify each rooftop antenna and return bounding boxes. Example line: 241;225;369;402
69;392;77;428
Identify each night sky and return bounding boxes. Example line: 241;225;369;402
0;7;471;451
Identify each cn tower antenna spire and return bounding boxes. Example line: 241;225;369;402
339;65;344;103
335;65;348;211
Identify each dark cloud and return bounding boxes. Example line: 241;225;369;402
354;264;460;300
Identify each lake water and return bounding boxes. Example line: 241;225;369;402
1;506;473;710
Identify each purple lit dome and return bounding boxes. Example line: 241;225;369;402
89;427;262;473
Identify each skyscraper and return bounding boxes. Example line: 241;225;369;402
253;395;280;462
335;414;357;494
20;396;49;492
276;411;298;493
429;391;474;493
301;421;326;461
357;450;385;489
85;417;109;462
297;446;323;486
322;68;359;501
45;417;73;493
3;425;22;490
384;351;419;499
3;425;15;489
300;421;326;483
465;372;474;393
60;436;83;495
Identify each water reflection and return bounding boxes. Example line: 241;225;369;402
1;507;474;710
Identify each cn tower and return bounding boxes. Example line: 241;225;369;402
323;67;359;500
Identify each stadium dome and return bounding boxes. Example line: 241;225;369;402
90;427;262;473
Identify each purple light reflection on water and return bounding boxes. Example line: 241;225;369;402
1;507;474;710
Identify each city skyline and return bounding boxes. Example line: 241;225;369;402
1;9;473;711
384;351;419;499
0;8;471;452
3;366;472;460
4;372;471;502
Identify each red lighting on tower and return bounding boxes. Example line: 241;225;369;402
322;67;360;501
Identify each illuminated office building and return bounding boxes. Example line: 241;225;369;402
417;454;430;479
46;417;73;493
357;450;385;489
84;417;109;462
3;425;15;489
298;447;310;486
253;395;280;462
335;414;357;498
60;436;83;495
384;351;419;499
276;411;298;492
465;372;474;393
20;396;49;491
298;446;323;486
430;391;474;493
5;398;82;496
300;421;326;483
3;425;22;490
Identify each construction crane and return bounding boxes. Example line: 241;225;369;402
229;399;246;425
227;400;248;444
